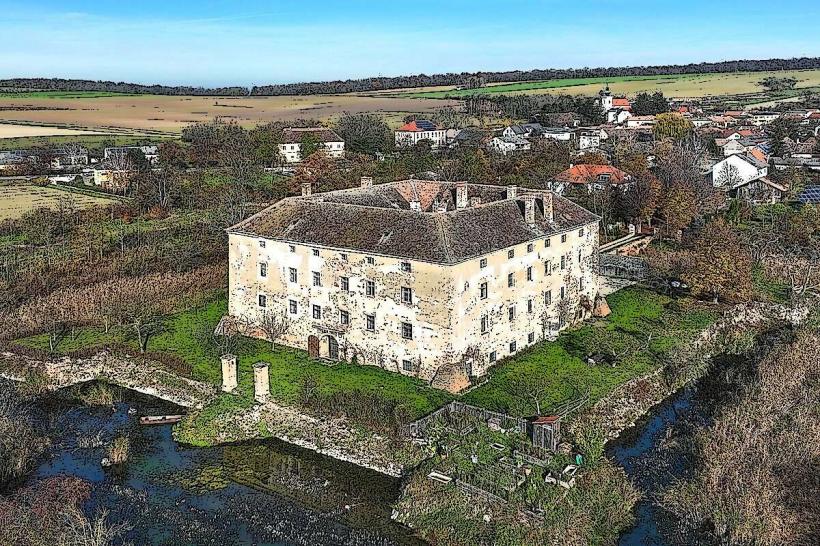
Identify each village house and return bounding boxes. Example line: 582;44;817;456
395;120;448;149
625;115;657;129
710;152;769;188
104;145;159;165
749;111;780;126
577;130;602;151
279;128;345;163
549;164;633;194
598;86;633;124
501;123;545;139
226;179;601;392
541;127;575;142
490;135;531;155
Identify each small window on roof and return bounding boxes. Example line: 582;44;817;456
480;257;487;268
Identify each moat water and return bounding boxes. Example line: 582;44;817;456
25;386;423;546
610;355;747;546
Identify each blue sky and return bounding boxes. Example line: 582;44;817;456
1;1;818;86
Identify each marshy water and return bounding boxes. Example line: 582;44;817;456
610;355;747;546
27;384;424;546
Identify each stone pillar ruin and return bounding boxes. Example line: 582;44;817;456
221;354;237;393
253;362;270;404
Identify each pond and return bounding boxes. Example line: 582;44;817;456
28;384;425;546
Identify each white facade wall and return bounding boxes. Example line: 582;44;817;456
278;141;345;163
395;130;448;149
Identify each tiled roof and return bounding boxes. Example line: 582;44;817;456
281;127;343;144
554;164;632;184
228;181;599;264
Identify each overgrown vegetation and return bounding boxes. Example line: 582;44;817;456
663;327;820;545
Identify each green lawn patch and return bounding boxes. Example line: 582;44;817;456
463;287;717;417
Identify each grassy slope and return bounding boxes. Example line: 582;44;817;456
0;91;140;99
0;134;176;150
463;288;717;417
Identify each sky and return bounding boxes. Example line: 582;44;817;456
1;1;818;87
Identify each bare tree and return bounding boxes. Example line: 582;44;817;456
258;308;290;351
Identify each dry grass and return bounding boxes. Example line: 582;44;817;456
0;93;460;134
0;185;118;221
107;436;130;465
663;327;820;546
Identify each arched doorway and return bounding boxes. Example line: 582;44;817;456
319;335;339;360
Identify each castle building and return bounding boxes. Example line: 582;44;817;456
227;179;600;392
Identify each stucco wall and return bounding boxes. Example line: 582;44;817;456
229;221;600;390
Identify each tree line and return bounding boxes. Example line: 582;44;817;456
3;57;819;96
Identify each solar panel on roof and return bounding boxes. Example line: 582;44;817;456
415;120;436;130
799;186;820;204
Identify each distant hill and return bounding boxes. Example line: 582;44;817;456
3;57;820;97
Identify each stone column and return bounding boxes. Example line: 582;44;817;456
253;362;270;404
221;354;237;393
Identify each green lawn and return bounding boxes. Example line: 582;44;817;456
16;294;449;419
0;91;141;99
463;288;717;417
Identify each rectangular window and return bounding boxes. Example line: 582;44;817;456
489;351;497;363
401;322;413;340
365;280;375;297
561;256;566;270
289;300;297;314
580;278;585;292
480;257;487;269
561;234;567;243
526;266;533;281
545;290;552;305
340;252;348;261
578;248;583;262
527;299;534;314
527;243;534;253
259;240;266;248
259;262;267;277
560;286;566;300
545;238;551;248
508;249;515;259
367;256;375;265
340;310;349;325
312;305;321;319
544;261;551;274
508;305;516;322
401;287;413;304
402;359;414;372
366;314;375;332
508;272;515;288
258;294;267;308
509;341;517;353
400;261;411;273
480;282;488;299
340;276;349;291
289;244;295;253
312;271;321;287
312;249;320;257
579;228;585;237
528;332;535;344
289;267;297;283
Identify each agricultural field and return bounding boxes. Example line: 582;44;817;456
0;184;120;221
394;69;820;99
0;92;458;136
0;122;109;139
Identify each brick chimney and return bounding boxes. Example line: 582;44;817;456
455;182;468;209
544;192;554;223
301;182;312;197
360;176;373;188
522;195;536;226
507;185;518;199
